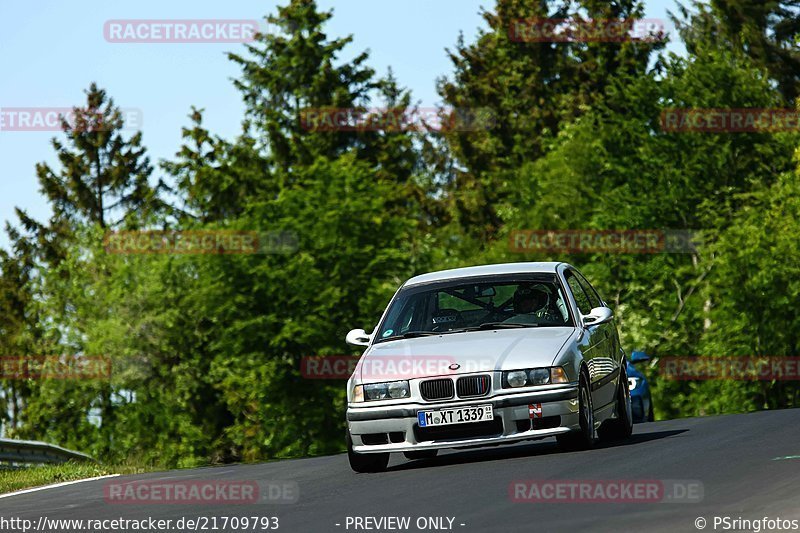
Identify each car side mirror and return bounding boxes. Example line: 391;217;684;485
582;306;613;327
346;328;371;347
630;350;650;364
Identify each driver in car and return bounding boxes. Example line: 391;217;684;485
504;285;552;324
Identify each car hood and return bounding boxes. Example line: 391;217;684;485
356;327;577;383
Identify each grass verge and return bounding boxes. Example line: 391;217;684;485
0;462;148;495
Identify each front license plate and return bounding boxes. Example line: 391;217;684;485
417;404;493;427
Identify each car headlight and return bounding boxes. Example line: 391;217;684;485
528;368;550;385
628;377;640;391
503;367;568;388
387;381;410;399
353;381;410;402
506;370;528;388
365;383;389;400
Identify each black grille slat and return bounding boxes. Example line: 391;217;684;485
420;378;454;400
456;375;491;398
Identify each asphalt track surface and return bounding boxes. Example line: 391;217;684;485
2;409;800;533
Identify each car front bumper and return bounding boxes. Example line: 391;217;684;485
347;385;579;454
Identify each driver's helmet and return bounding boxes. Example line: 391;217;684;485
513;284;549;314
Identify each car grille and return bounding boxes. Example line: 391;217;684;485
420;378;454;401
456;375;490;398
414;417;503;442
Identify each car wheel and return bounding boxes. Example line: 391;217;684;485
403;450;439;460
647;401;654;422
598;363;633;441
347;432;389;473
556;369;596;451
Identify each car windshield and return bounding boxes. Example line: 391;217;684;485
375;276;572;342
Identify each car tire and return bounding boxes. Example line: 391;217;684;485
556;369;596;451
647;401;654;422
598;363;633;441
403;450;439;460
347;432;389;473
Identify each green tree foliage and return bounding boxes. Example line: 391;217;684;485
4;86;166;459
675;0;800;104
0;230;41;435
161;108;270;224
436;0;664;238
35;83;163;230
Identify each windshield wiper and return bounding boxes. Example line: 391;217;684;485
459;322;540;331
379;324;537;342
380;331;440;341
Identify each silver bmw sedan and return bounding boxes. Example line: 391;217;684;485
345;262;633;472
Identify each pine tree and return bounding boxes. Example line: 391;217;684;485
35;83;162;231
228;0;379;175
162;108;272;224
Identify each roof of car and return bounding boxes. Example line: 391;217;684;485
404;262;566;287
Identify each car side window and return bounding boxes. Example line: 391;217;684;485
565;272;592;315
574;271;603;309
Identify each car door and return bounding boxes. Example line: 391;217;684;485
564;270;616;411
572;270;619;410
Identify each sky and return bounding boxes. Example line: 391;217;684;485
0;0;685;249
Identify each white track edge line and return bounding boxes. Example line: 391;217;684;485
0;473;120;499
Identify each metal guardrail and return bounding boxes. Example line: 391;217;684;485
0;438;94;464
